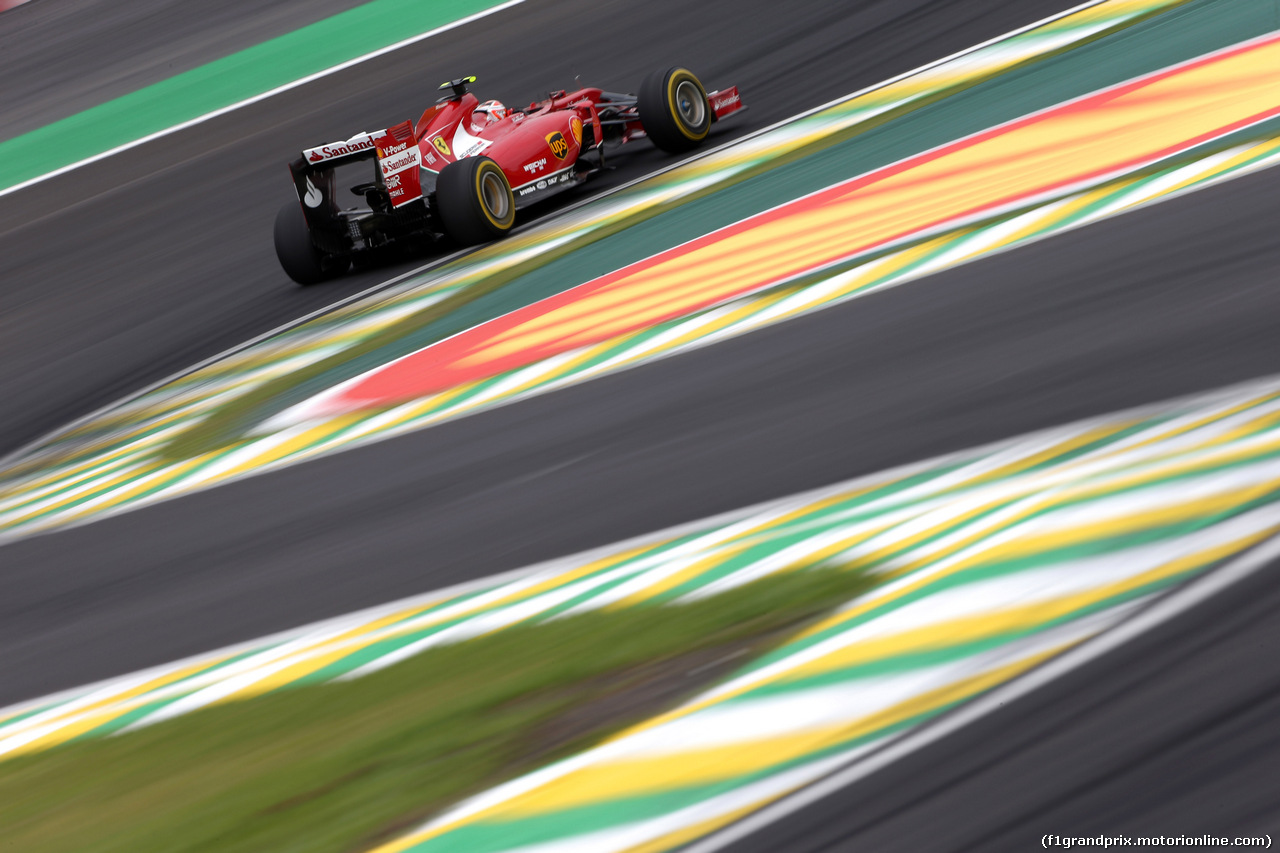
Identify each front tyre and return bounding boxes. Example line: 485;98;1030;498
273;201;345;285
435;156;515;245
638;67;711;153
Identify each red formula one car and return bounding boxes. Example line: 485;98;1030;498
274;67;744;284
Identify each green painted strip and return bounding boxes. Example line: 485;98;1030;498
71;698;175;741
0;0;519;194
738;501;1274;674
0;454;146;511
409;720;930;853
0;704;58;734
7;437;251;528
753;587;1166;697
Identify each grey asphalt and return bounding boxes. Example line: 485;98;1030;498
0;0;1073;455
5;143;1280;706
0;0;371;139
3;0;1280;843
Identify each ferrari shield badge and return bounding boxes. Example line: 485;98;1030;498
546;131;569;159
431;135;452;157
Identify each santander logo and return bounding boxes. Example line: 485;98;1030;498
302;132;378;164
380;151;419;173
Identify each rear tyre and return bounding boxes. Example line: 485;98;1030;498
274;202;344;285
435;156;516;245
638;67;711;153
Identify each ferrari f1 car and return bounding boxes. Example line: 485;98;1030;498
274;67;744;284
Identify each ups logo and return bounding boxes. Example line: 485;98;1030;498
431;136;451;157
546;131;569;160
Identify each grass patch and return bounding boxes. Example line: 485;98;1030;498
0;567;873;852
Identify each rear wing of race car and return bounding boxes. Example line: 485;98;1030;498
286;130;383;227
286;122;424;229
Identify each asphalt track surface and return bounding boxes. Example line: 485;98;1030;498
0;0;1074;456
0;0;370;138
6;131;1280;703
4;0;1280;843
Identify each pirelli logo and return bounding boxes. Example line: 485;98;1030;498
546;131;569;160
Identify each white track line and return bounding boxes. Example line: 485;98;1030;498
682;532;1280;853
0;0;527;201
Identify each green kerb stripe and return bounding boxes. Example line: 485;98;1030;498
0;0;517;193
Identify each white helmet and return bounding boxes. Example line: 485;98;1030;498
471;99;508;129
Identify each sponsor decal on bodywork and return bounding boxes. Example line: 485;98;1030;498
303;176;323;208
546;130;569;159
523;157;547;174
374;121;424;208
303;131;379;164
710;86;743;119
451;123;493;159
380;150;422;207
379;149;420;174
570;116;583;144
377;139;412;157
515;167;575;198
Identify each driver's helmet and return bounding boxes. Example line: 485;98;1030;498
470;99;508;130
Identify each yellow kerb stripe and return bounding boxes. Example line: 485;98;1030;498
781;526;1271;684
493;644;1067;818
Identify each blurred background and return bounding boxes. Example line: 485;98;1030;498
1;0;1279;850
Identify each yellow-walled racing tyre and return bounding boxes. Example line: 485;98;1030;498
638;66;712;153
435;155;516;245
